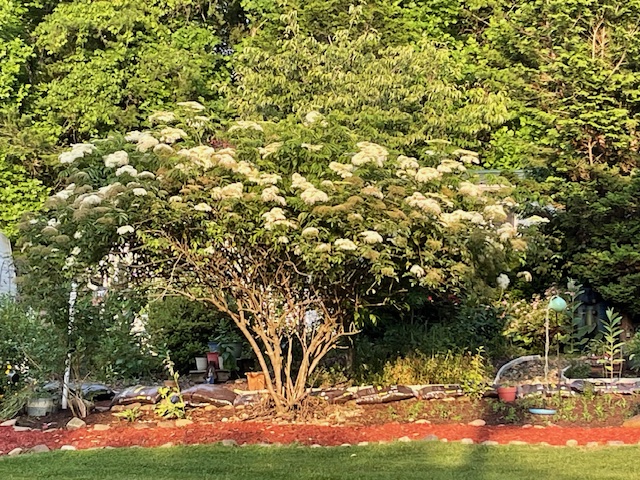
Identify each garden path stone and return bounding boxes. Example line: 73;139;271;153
566;439;578;447
66;418;86;431
468;419;486;427
29;444;50;454
8;448;23;456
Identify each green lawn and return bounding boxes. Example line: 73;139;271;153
0;442;638;480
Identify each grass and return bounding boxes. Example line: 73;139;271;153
1;442;640;480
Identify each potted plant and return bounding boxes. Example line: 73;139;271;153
496;381;518;402
213;319;246;370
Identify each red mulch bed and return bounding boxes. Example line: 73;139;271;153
3;421;640;453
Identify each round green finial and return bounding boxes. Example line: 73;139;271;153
548;296;567;312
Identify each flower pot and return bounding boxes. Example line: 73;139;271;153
195;356;207;371
226;342;243;359
497;386;517;402
246;372;266;391
208;341;220;353
27;397;54;417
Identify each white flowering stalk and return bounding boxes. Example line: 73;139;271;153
458;181;482;197
104;150;129;168
301;227;320;238
483;204;508;223
194;202;212;212
437;159;466;173
361;185;384;199
132;188;148;196
262;208;297;230
409;265;425;278
497;223;517;242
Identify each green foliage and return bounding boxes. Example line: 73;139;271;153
366;349;490;397
233;29;510;154
146;296;226;373
113;406;141;422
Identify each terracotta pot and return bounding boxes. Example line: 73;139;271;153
246;372;266;391
497;386;517;402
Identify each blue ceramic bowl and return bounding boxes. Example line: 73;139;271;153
528;408;557;415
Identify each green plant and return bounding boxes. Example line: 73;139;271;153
114;407;142;423
596;308;625;382
564;360;591;379
154;355;185;420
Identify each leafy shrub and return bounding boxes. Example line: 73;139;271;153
146;297;229;373
365;348;491;397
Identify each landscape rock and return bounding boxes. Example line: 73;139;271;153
509;440;528;446
29;444;50;454
414;419;431;425
460;438;474;445
607;441;625;446
60;445;77;451
566;439;578;447
175;419;193;427
310;444;322;448
623;415;640;428
12;426;31;432
93;424;110;431
157;421;175;429
66;418;86;431
481;440;499;446
468;419;486;427
398;436;412;442
357;441;369;446
1;419;17;427
340;443;351;447
8;448;23;456
423;434;439;442
586;442;599;448
221;439;238;447
159;442;175;448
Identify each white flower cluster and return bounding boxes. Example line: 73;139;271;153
262;207;297;230
409;264;425;278
104;151;129;168
304;111;326;126
148;111;176;125
211;182;243;200
159;127;187;144
329;162;355;178
228;121;264;132
290;173;329;205
116;165;138;177
334;238;357;251
351;142;388;168
452;149;480;164
497;222;517;241
259;142;283;158
59;143;96;164
176;101;205;111
458;181;483;198
440;210;484;228
483;204;508;222
116;225;135;235
125;131;159;153
437;159;466;173
301;143;323;152
261;186;286;206
361;185;384;199
52;183;76;201
360;230;383;244
404;192;442;215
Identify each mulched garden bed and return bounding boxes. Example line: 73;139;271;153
4;394;640;454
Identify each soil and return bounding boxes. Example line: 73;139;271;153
4;393;640;453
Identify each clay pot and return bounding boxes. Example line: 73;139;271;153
497;386;517;402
